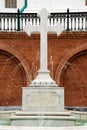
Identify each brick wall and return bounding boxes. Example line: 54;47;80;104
0;32;87;107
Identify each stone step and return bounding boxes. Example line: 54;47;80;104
10;115;76;120
10;111;77;126
10;115;76;126
15;111;71;116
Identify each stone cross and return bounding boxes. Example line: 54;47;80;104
24;8;64;87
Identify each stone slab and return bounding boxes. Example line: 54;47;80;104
10;115;76;126
71;111;87;120
15;111;71;116
22;87;64;112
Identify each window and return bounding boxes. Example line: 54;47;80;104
5;0;17;8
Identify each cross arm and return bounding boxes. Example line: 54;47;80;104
24;23;40;36
48;23;64;36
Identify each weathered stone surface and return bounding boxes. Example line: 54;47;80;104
22;87;64;112
10;114;76;126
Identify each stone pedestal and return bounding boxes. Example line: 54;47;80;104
10;86;77;126
22;87;64;112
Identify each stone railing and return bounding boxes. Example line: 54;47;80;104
0;9;87;32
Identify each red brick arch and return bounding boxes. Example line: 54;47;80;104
0;43;30;86
55;43;87;86
0;43;31;105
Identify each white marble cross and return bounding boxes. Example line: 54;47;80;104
24;8;64;87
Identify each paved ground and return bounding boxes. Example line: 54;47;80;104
0;126;87;130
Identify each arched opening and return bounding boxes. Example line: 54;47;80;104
60;50;87;107
0;50;26;106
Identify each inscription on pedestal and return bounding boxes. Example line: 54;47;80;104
29;92;59;108
22;87;64;111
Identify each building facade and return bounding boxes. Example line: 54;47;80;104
0;0;87;110
0;0;87;12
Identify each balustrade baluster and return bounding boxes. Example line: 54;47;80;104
33;18;35;25
7;17;9;31
38;17;40;25
52;16;54;25
21;17;23;31
55;16;57;25
49;17;51;25
71;17;73;30
74;18;76;30
85;17;87;30
58;18;60;24
28;17;30;22
10;18;12;30
60;17;62;24
78;17;80;30
14;18;16;31
56;17;58;23
63;18;65;30
3;17;5;31
25;17;27;26
35;17;37;25
32;17;34;25
0;18;1;30
81;17;83;30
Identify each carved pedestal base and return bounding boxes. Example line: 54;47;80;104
22;86;64;112
29;70;58;87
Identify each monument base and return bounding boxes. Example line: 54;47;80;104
10;111;76;126
10;86;77;126
22;86;64;112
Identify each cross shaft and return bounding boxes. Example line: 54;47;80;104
24;8;64;87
